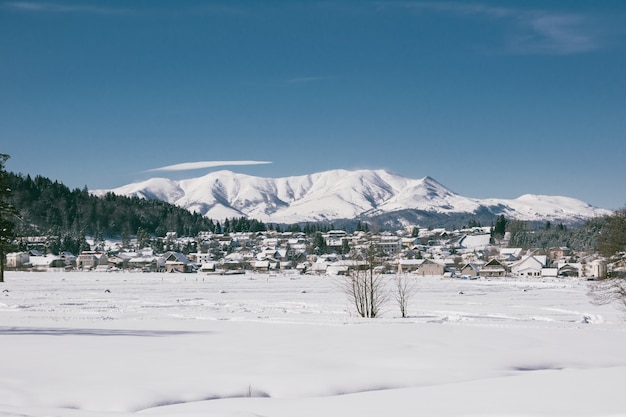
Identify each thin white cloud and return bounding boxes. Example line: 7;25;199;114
285;76;329;84
378;2;600;55
382;2;514;19
187;5;248;16
519;14;596;55
145;161;272;173
3;1;134;14
3;1;249;17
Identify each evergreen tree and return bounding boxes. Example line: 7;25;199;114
136;227;150;249
341;238;351;255
493;215;507;239
313;232;327;254
0;154;18;282
121;230;130;248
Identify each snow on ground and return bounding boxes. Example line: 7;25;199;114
0;271;625;417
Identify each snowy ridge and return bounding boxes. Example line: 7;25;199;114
93;169;612;223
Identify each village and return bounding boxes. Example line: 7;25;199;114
4;225;613;280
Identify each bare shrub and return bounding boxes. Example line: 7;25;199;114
588;278;626;313
341;246;388;318
342;265;388;318
394;273;418;318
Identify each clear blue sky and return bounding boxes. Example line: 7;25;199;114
1;1;624;209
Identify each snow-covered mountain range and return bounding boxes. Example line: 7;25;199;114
93;169;612;225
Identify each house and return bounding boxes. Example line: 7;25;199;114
510;255;547;278
59;252;77;267
287;252;308;268
287;240;307;257
254;257;280;271
296;261;312;274
128;256;164;272
257;248;286;262
199;262;217;273
29;254;66;270
326;230;348;251
459;263;481;278
398;259;425;273
188;252;213;264
416;259;446;276
377;236;402;255
164;252;194;273
549;247;572;261
460;251;482;264
77;252;97;270
541;268;558;278
401;237;418;249
253;260;271;271
107;255;128;270
310;254;339;274
479;259;508;278
222;253;246;273
262;237;279;248
458;234;491;250
77;251;108;270
310;256;367;275
500;248;523;262
330;259;368;275
558;262;582;278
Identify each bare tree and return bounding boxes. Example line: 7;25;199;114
342;245;387;318
588;278;626;313
394;273;418;318
597;208;626;258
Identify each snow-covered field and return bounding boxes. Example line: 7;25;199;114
1;271;625;417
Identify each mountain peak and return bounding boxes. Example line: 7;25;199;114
420;175;453;191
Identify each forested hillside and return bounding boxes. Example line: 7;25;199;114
5;173;266;240
508;218;607;253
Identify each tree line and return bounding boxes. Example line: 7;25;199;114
502;216;620;256
5;172;229;238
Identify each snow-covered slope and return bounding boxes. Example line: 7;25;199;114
93;169;611;223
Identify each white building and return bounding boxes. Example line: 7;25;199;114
377;236;401;255
510;255;548;278
586;259;607;279
6;252;30;268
